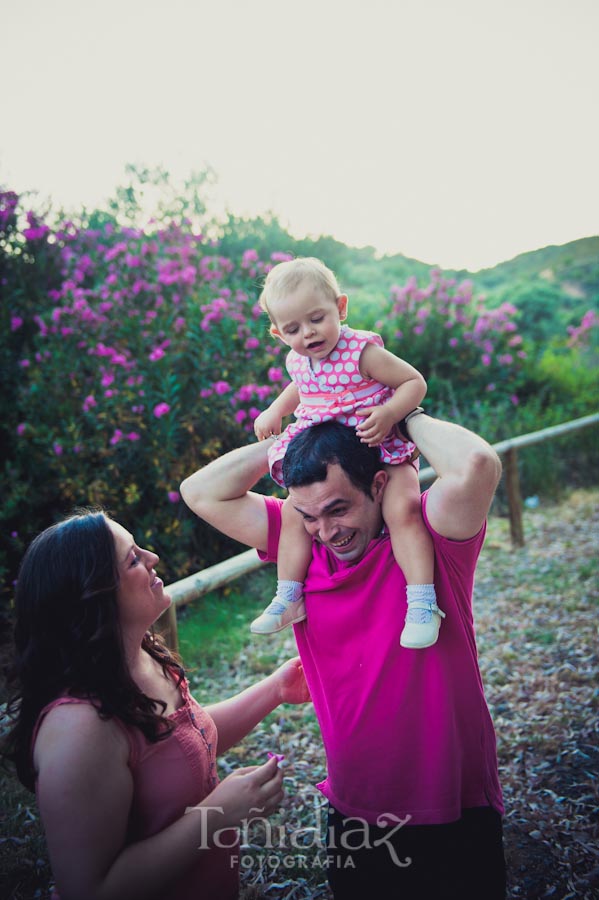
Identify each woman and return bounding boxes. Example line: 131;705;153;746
3;509;310;900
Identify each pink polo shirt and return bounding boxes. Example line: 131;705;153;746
260;491;503;826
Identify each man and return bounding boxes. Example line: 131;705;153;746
180;412;506;899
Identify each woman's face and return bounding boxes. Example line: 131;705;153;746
108;519;171;631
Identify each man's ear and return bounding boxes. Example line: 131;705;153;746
371;469;388;502
337;294;349;320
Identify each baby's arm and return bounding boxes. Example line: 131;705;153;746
254;382;300;440
356;343;426;446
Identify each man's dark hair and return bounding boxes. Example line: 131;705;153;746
282;421;382;497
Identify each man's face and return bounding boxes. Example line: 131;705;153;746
288;463;387;563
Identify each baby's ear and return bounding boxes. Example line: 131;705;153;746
337;294;349;320
270;323;286;343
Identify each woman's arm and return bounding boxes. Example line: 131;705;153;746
35;704;284;900
355;342;427;445
206;657;310;753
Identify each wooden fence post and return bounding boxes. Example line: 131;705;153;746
504;447;525;547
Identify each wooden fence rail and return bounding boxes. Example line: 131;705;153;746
159;412;599;650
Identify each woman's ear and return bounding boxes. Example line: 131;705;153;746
337;294;349;320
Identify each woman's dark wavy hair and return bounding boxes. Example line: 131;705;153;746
282;420;382;496
2;509;184;791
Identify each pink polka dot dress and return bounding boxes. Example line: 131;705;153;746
268;325;417;486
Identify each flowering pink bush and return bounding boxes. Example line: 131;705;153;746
1;189;292;584
372;270;526;413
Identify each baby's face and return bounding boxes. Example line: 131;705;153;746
270;283;347;360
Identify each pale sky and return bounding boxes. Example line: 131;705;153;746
2;0;598;271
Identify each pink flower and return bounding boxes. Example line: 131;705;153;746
83;395;97;412
126;432;141;441
11;315;23;331
101;372;115;387
510;395;519;405
19;359;30;368
449;337;459;348
245;337;260;350
242;249;259;267
413;325;425;335
481;354;491;367
149;347;166;362
153;402;170;418
213;381;231;395
200;388;213;398
17;423;26;435
168;490;180;503
53;442;63;455
268;367;283;382
110;430;123;445
235;409;247;423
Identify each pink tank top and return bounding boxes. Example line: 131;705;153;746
32;674;239;900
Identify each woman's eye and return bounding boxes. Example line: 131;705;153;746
131;553;141;566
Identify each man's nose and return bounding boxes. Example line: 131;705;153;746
317;520;334;542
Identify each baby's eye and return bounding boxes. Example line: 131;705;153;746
285;326;299;335
311;315;324;323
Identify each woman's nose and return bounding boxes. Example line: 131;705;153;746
145;549;159;567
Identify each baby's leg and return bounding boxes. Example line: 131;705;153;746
250;497;309;635
383;464;445;649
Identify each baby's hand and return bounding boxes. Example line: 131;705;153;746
254;409;282;441
355;405;396;446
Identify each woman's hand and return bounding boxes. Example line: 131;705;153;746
195;756;285;831
254;408;282;440
273;657;311;705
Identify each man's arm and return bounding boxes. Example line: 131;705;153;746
180;439;274;551
406;414;502;541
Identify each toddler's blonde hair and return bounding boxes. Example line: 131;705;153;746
259;257;341;322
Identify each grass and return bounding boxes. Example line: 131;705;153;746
176;567;277;670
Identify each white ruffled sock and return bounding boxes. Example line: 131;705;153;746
405;584;437;623
275;579;304;605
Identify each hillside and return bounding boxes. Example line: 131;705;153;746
331;234;598;343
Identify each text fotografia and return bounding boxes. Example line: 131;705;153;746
184;805;413;869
